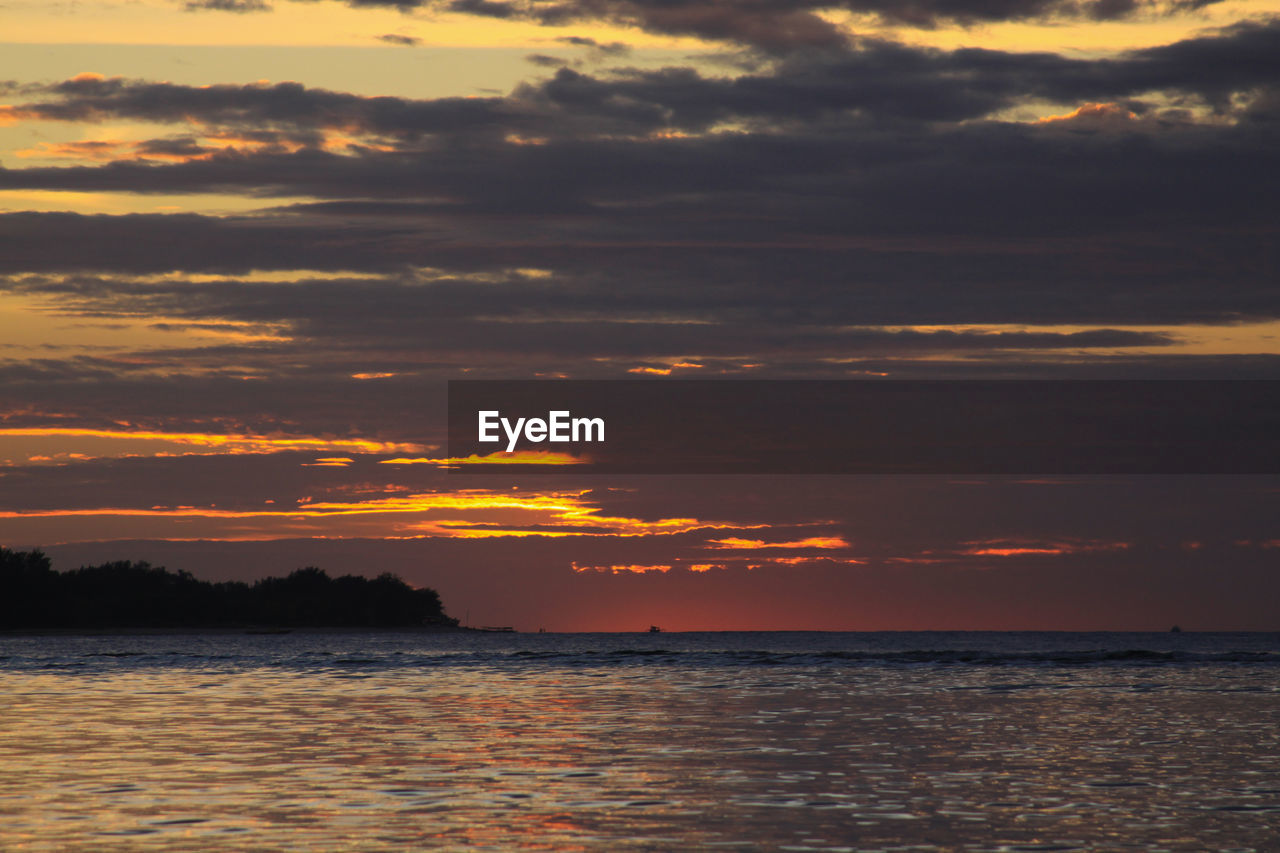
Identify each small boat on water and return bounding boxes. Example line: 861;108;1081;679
648;625;662;633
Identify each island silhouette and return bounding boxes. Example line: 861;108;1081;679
0;548;458;630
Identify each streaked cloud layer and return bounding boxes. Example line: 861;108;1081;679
1;0;1277;628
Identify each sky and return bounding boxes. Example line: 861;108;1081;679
1;0;1278;630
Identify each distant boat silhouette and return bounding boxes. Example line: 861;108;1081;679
1170;624;1183;633
649;625;662;633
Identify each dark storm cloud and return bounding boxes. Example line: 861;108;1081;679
2;270;1191;397
1;171;1276;330
454;0;852;52
238;0;1228;52
0;212;424;274
3;269;1180;345
0;19;1276;369
7;163;1280;309
533;20;1280;124
837;0;1224;27
9;21;1280;141
133;136;221;159
445;0;523;17
2;110;1275;250
21;77;515;138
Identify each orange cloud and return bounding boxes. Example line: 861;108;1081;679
706;536;850;549
0;488;764;542
23;452;93;464
885;538;1133;565
14;129;349;167
379;450;587;467
959;538;1131;557
1035;102;1138;128
571;563;672;574
16;140;130;161
301;457;354;467
963;546;1067;556
767;556;866;566
0;427;426;461
627;366;672;375
14;136;282;166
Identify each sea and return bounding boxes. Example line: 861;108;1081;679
1;631;1277;851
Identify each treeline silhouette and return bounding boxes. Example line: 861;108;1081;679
0;548;458;630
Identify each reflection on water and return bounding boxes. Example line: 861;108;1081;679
1;632;1277;850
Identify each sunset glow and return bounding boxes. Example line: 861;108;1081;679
0;427;427;464
1;0;1276;632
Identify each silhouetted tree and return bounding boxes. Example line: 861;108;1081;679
1;548;55;628
0;548;458;630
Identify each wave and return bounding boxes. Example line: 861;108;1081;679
4;633;1279;673
17;647;1276;673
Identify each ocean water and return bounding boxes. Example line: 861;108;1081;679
1;631;1277;851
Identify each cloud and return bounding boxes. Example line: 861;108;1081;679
706;536;851;549
840;0;1224;28
19;473;1280;630
0;213;416;274
17;76;514;139
1;200;1276;335
1;266;1193;363
184;0;272;11
0;20;1275;387
376;33;423;46
526;54;571;67
3;0;1276;634
183;0;1232;53
554;36;631;58
9;21;1280;142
